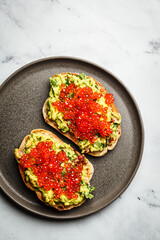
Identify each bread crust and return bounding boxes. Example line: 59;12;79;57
16;129;94;211
42;73;121;156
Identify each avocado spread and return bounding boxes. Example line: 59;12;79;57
47;73;121;153
15;133;94;207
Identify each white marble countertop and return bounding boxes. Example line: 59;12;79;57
0;0;160;239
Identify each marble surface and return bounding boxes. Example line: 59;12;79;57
0;0;160;239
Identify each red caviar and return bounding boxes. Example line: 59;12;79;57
52;84;114;143
20;141;86;199
104;93;115;105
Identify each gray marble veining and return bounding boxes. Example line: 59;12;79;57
0;0;160;239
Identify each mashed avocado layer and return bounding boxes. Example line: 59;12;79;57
47;73;121;153
15;133;94;207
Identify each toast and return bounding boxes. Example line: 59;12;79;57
43;73;121;156
15;129;94;211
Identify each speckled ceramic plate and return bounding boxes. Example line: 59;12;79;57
0;57;144;219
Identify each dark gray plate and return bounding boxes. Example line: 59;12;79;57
0;57;144;219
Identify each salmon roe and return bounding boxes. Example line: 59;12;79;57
104;93;115;105
52;83;114;143
20;141;87;199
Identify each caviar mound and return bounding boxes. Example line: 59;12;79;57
15;129;94;211
43;73;121;156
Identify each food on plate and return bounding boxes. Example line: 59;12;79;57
43;73;121;156
15;129;94;211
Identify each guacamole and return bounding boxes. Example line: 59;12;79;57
15;132;94;207
46;73;121;153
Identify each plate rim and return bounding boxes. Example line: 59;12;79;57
0;56;144;219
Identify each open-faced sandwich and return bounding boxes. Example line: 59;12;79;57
15;129;94;211
43;73;121;156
